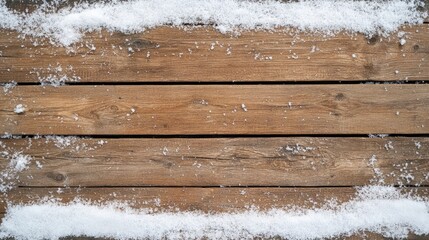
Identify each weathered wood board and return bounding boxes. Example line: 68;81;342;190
0;26;428;83
1;85;428;135
0;137;427;187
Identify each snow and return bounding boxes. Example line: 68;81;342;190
280;144;315;155
30;64;81;87
368;134;389;138
13;104;25;114
2;81;17;94
0;186;428;239
0;0;426;46
0;151;32;193
0;1;427;235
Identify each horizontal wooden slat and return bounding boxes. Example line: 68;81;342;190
1;137;427;187
3;186;429;214
1;85;429;135
0;25;428;83
0;187;358;214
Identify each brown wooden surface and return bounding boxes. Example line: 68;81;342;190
1;25;428;83
0;187;359;214
0;137;427;187
1;1;428;238
2;186;429;214
1;85;429;135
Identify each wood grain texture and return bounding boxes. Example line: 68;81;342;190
1;85;429;135
0;25;428;83
2;187;429;214
1;137;427;187
0;187;359;214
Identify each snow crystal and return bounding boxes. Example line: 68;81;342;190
0;0;426;46
13;104;25;114
400;38;407;45
0;186;428;239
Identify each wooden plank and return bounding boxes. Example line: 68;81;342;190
1;137;428;187
1;25;428;83
1;85;429;135
3;186;429;214
0;187;359;214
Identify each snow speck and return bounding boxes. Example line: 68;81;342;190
399;38;407;45
241;103;248;112
414;141;421;149
35;161;43;169
162;147;169;156
384;141;394;150
397;31;406;38
14;104;25;114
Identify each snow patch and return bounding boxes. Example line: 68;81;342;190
0;0;426;46
0;186;428;239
